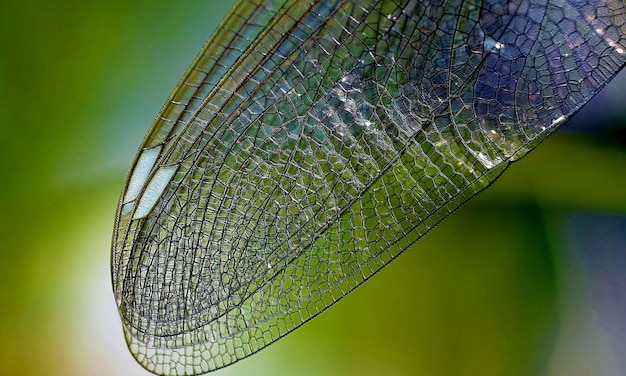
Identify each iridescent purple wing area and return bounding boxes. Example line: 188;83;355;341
111;0;626;374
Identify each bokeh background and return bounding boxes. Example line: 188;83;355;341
2;1;626;375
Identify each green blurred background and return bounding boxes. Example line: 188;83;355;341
1;1;625;375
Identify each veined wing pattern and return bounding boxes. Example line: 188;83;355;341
112;0;626;374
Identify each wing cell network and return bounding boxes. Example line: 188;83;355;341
112;0;626;374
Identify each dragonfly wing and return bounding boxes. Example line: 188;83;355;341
112;0;626;374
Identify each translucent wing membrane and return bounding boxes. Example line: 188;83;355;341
112;0;626;374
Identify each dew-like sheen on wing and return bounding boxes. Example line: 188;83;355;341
111;0;626;374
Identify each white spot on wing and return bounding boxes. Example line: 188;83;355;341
551;115;566;126
133;165;178;220
123;147;161;203
469;149;502;169
484;37;505;52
